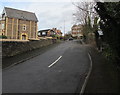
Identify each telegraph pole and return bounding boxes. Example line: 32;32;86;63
64;20;65;40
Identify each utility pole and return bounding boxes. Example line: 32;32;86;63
64;20;65;40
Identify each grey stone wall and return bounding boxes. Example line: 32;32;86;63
2;39;55;58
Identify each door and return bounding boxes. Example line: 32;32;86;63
22;35;26;40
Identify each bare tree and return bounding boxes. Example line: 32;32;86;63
72;1;98;44
73;2;97;25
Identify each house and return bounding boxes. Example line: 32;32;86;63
38;28;62;38
71;24;83;39
54;29;62;37
38;29;50;37
0;20;5;36
38;29;55;37
0;7;38;40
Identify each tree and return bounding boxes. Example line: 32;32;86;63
73;2;97;43
95;2;120;63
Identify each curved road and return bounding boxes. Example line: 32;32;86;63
3;40;91;93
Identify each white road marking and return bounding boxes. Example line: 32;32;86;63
48;56;62;68
80;52;93;94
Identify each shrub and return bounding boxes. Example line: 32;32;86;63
0;35;7;39
102;44;116;63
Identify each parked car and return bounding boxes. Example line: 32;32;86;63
69;37;73;41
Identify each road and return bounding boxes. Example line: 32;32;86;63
3;40;91;94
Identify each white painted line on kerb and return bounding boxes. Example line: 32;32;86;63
48;56;62;68
80;53;93;95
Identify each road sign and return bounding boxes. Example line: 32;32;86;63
98;30;103;36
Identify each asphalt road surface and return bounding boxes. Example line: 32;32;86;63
3;40;91;94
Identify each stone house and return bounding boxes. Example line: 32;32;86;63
0;7;38;40
0;20;5;36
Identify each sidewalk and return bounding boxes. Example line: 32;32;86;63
84;46;120;94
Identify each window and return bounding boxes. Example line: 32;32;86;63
42;32;46;35
22;24;26;31
2;13;5;20
1;24;4;29
38;32;41;36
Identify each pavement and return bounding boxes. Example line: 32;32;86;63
84;46;120;94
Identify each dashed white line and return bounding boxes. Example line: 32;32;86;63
80;52;93;94
48;56;62;68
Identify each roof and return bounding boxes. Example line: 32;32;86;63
4;7;38;22
38;29;50;32
56;30;62;34
72;32;82;34
72;32;78;34
72;25;77;28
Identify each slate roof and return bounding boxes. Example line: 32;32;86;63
38;29;50;32
4;7;38;22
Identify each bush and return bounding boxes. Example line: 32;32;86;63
102;44;116;63
0;35;7;39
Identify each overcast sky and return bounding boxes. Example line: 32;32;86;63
0;1;78;34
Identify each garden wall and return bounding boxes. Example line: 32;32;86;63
2;39;55;58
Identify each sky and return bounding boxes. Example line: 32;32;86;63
0;1;78;34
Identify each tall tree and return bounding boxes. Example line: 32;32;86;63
95;2;120;63
73;2;98;43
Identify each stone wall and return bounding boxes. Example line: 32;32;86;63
2;39;55;58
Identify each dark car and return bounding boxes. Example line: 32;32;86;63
69;37;73;41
